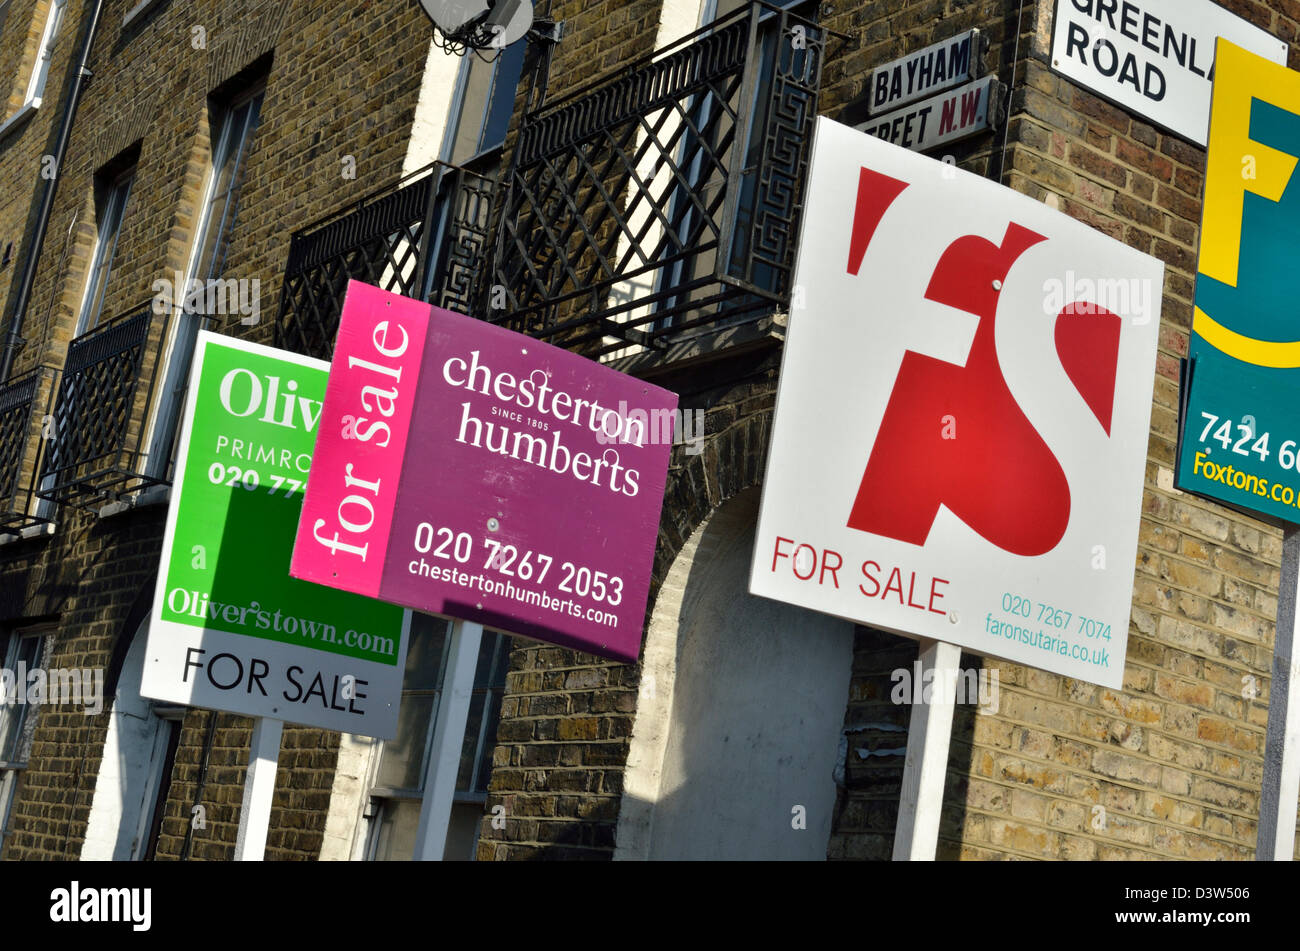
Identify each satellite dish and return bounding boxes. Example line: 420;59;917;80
484;0;533;48
419;0;537;55
419;0;488;31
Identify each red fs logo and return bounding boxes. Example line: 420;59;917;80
845;168;1123;557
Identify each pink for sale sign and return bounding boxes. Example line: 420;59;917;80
290;281;678;662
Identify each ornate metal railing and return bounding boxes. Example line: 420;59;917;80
275;161;496;360
490;1;832;357
37;302;169;508
0;365;58;534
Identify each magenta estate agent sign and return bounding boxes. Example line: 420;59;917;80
290;281;677;662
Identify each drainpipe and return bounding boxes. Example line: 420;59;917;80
0;0;107;384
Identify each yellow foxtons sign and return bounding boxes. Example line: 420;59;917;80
1177;39;1300;524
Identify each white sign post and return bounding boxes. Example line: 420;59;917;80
233;717;284;861
1258;529;1300;860
413;619;484;861
1048;0;1285;145
893;640;961;860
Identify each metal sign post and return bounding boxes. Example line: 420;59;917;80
233;717;284;861
892;639;961;861
1258;529;1300;860
413;620;484;861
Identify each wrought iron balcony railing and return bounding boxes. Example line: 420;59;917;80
490;1;834;358
37;302;170;509
275;161;496;360
0;365;58;535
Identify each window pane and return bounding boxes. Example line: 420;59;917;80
28;0;67;100
479;42;526;155
403;615;449;691
471;630;499;689
79;172;135;334
489;634;511;685
196;92;264;283
448;56;497;165
147;85;265;477
376;695;436;792
0;636;45;762
457;632;508;792
0;770;21;852
444;802;483;860
454;689;487;790
370;798;422;861
712;0;803;19
471;688;503;793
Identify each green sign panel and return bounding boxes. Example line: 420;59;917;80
143;332;408;738
1176;41;1300;525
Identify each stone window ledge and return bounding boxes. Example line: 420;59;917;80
122;0;164;29
98;483;171;519
0;100;40;145
0;521;55;548
603;312;787;381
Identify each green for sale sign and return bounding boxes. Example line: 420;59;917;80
142;332;408;738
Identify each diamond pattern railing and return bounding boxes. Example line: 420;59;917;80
275;162;496;361
490;1;832;357
0;365;58;534
37;302;169;508
273;4;835;365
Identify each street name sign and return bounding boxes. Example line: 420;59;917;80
1050;0;1285;145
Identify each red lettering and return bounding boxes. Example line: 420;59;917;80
906;573;926;610
959;87;980;126
846;219;1071;556
819;549;843;589
858;560;882;598
793;544;817;581
883;567;905;604
928;577;949;615
772;536;793;572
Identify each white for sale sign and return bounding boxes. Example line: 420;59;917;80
1049;0;1284;146
750;117;1164;688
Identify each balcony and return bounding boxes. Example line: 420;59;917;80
0;365;58;536
275;3;837;367
37;302;170;509
489;1;836;359
275;161;496;361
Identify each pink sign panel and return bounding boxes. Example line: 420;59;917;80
291;281;678;662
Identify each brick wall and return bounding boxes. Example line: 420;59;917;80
478;341;783;858
5;0;1299;863
0;0;434;860
0;0;84;356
